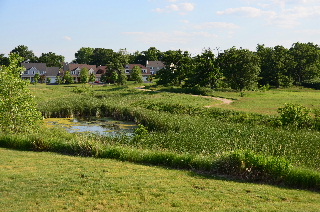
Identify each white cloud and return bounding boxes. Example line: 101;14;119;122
63;36;72;41
193;22;240;30
217;7;275;18
154;2;195;14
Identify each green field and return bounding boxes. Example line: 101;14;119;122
1;148;319;212
1;83;320;211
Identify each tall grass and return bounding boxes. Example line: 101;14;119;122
5;84;318;190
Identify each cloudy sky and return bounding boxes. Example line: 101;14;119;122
1;0;320;62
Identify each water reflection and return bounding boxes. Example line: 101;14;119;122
44;117;137;136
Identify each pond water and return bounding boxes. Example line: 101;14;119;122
44;117;138;136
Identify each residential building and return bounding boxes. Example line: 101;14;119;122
63;63;96;83
125;64;150;81
146;60;165;75
21;62;60;83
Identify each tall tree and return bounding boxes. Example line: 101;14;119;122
63;71;73;84
10;45;37;62
79;68;89;83
108;49;129;85
130;65;143;83
38;52;65;68
289;42;320;84
0;53;42;133
186;48;221;88
74;47;94;64
90;48;115;66
218;47;260;91
157;50;192;86
0;54;10;66
257;44;293;87
141;47;163;64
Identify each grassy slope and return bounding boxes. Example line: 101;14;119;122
1;147;319;212
207;87;320;115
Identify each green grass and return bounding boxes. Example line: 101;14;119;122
15;83;320;189
1;147;320;212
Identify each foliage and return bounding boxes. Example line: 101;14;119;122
10;45;37;62
89;73;96;83
33;73;40;84
157;50;192;86
130;65;143;83
0;53;10;66
218;47;261;91
38;52;65;68
257;44;293;88
289;42;320;85
186;48;221;88
63;71;73;84
79;67;89;83
277;103;311;128
74;47;94;64
0;54;42;133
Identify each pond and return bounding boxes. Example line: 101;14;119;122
44;117;138;136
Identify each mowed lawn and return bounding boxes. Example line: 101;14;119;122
1;148;319;212
209;87;320;115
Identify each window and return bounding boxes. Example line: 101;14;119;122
125;70;130;73
142;69;147;73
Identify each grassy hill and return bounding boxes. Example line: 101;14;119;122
1;147;319;212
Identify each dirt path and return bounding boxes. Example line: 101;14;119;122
135;86;233;107
191;95;233;107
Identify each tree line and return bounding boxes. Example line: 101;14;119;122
156;42;320;91
1;43;320;90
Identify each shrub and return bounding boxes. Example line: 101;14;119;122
277;103;311;128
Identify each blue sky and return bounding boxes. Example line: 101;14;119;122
1;0;320;62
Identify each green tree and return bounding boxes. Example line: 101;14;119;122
186;48;221;88
157;50;192;86
10;45;37;62
0;54;10;66
89;73;96;83
38;52;65;68
218;47;260;91
74;47;94;64
289;42;320;84
33;73;40;84
257;44;293;88
90;48;115;66
79;68;89;83
110;71;118;84
56;75;63;84
108;49;129;85
0;53;42;133
63;71;73;84
130;66;143;83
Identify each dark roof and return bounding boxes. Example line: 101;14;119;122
64;63;96;72
46;67;60;76
21;63;47;71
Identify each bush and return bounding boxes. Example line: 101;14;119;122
277;103;311;128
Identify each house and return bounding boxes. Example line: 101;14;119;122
21;63;60;83
95;65;107;82
46;67;61;83
63;63;97;82
125;64;151;81
146;60;165;75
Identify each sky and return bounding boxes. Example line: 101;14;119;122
1;0;320;62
